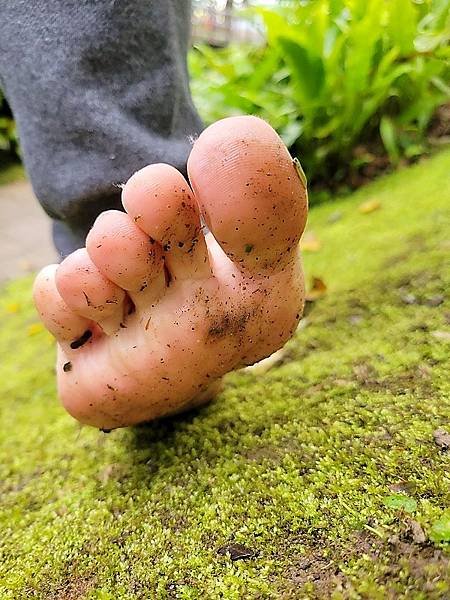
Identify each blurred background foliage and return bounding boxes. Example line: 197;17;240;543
0;0;448;198
190;0;450;196
0;96;17;156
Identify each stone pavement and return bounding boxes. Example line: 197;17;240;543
0;179;56;284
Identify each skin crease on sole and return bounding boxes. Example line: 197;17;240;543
33;116;308;430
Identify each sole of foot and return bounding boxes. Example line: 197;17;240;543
33;116;308;429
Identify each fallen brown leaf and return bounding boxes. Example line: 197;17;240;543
406;519;427;544
433;428;450;450
426;294;444;307
300;231;322;252
305;277;327;301
218;543;256;561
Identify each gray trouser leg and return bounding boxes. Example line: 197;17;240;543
0;0;202;257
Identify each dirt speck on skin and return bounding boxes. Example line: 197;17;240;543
70;329;92;350
82;291;93;307
164;264;172;287
207;310;252;341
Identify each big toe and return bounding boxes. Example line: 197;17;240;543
188;116;308;273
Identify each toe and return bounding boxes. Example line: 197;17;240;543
56;248;126;334
33;265;93;344
86;210;165;304
187;116;308;273
122;164;210;281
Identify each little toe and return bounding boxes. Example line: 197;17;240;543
33;265;94;346
122;164;211;281
56;248;126;334
188;116;308;274
86;210;165;306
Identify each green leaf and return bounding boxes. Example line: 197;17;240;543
344;0;383;95
431;76;450;96
380;117;401;166
259;8;291;44
383;494;417;513
430;512;450;543
279;120;303;147
278;37;325;100
387;0;418;55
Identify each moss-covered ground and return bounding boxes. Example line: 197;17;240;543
1;150;449;599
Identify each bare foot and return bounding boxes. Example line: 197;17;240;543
33;116;308;429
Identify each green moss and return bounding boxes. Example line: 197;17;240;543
1;151;449;599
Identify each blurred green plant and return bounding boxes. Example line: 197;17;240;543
0;94;17;155
189;0;450;190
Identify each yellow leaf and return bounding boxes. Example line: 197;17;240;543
6;302;20;314
305;277;327;301
27;322;44;336
359;199;381;214
300;231;322;252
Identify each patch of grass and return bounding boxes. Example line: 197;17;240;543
0;151;449;598
0;158;25;186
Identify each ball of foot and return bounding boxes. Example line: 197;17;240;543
33;116;308;429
